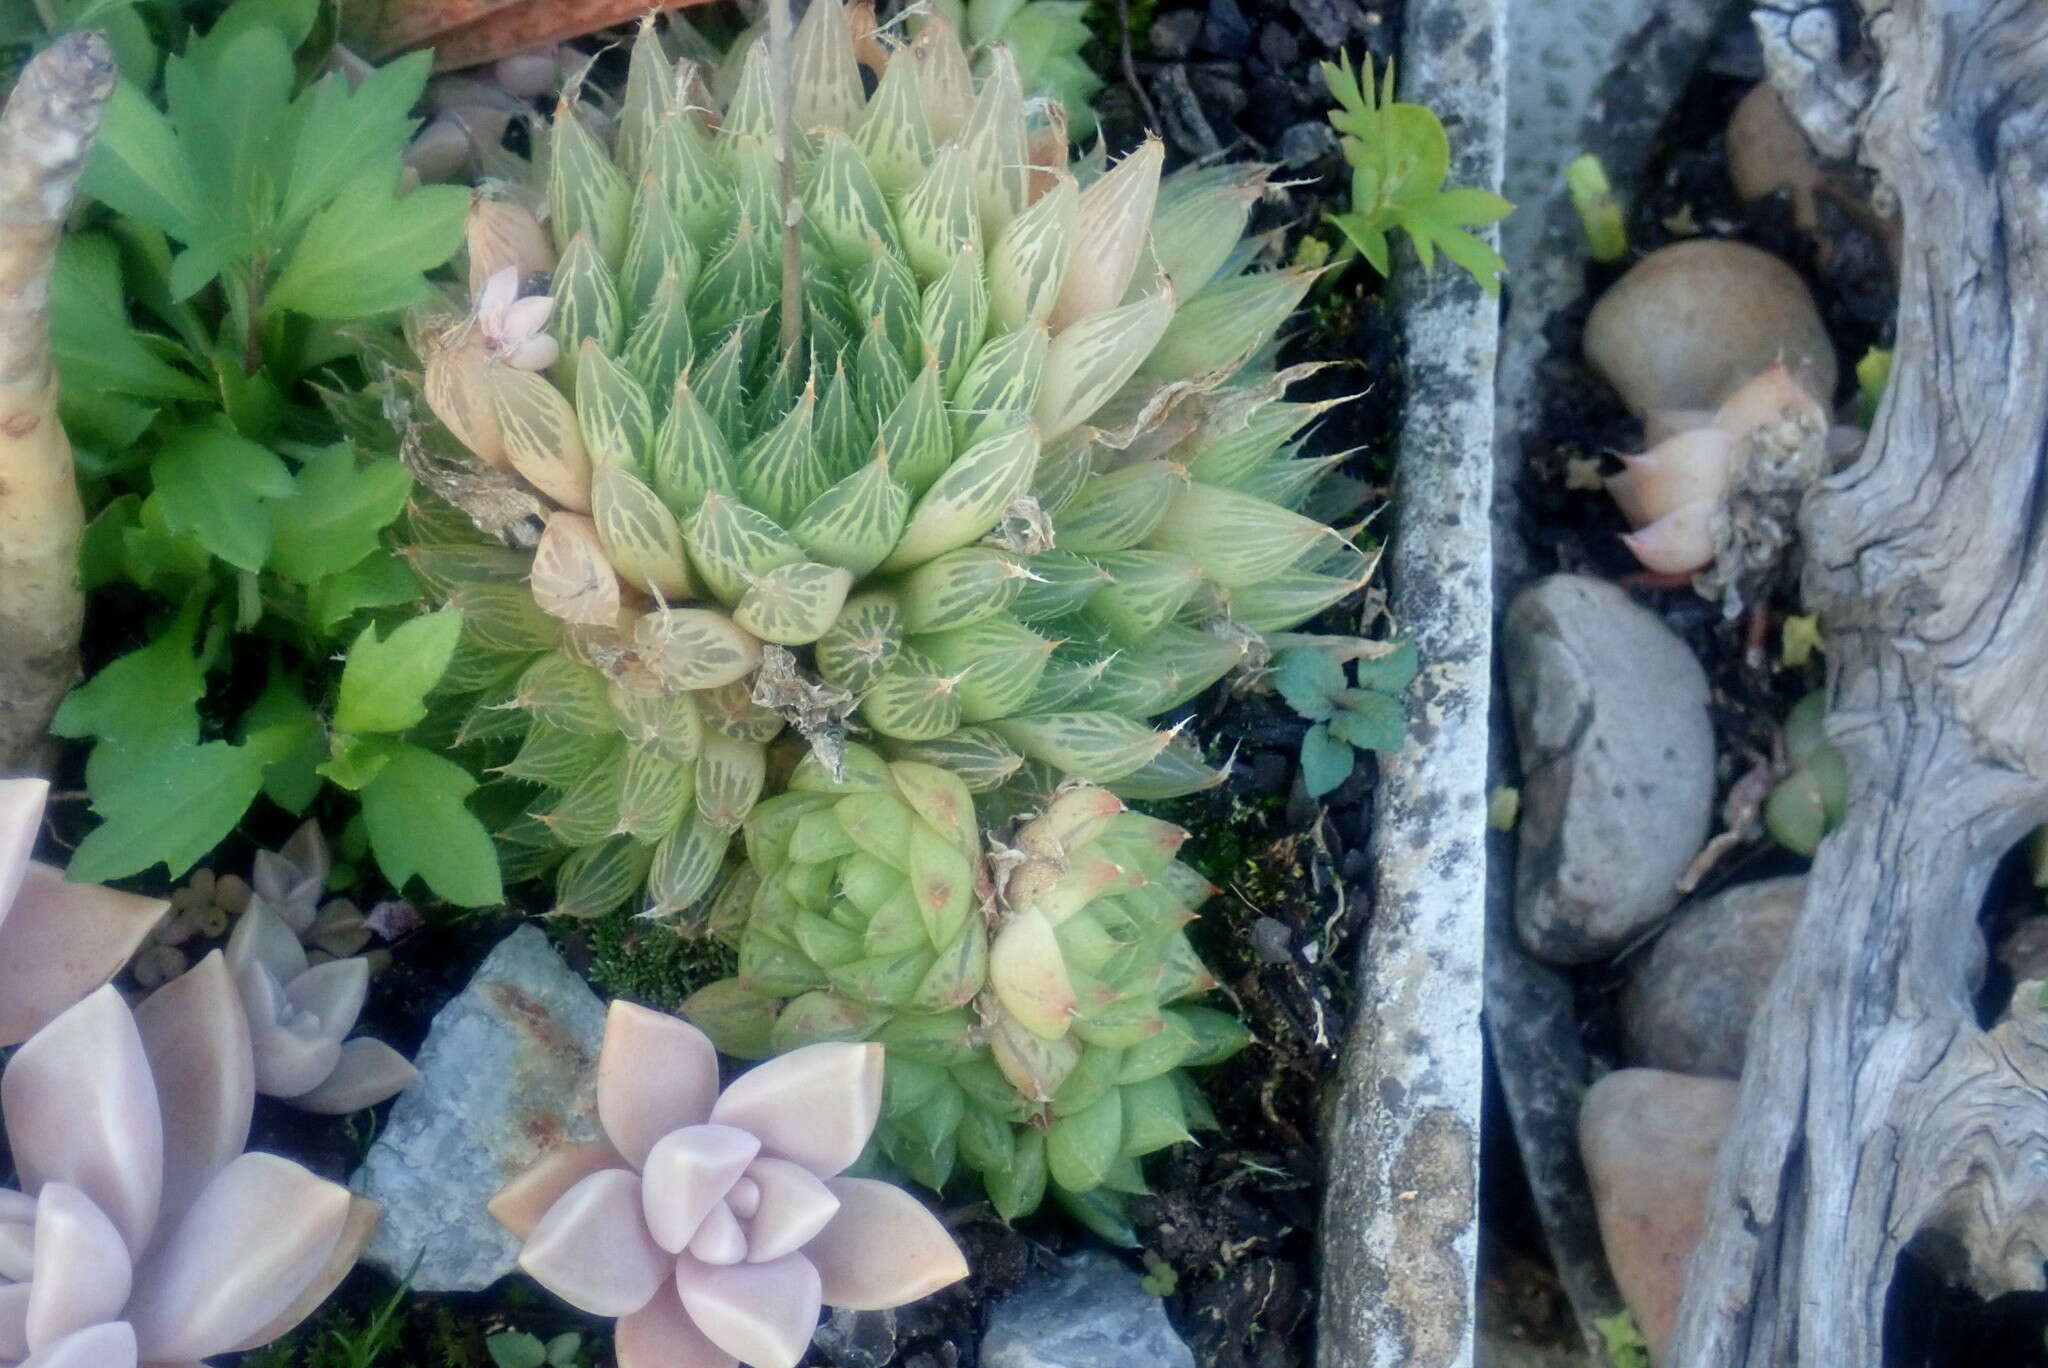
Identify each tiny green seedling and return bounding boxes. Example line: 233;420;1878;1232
1270;641;1417;798
1320;53;1513;293
1566;153;1629;262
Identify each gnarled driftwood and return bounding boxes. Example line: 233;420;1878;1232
1668;0;2048;1360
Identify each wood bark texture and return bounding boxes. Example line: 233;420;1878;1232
0;33;113;775
1667;0;2048;1361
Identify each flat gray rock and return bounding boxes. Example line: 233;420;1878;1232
1505;575;1715;965
982;1251;1194;1368
351;925;606;1291
1622;876;1803;1077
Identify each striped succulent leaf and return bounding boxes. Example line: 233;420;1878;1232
398;2;1371;927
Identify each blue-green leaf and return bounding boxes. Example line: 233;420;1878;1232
1270;647;1346;721
1299;721;1354;797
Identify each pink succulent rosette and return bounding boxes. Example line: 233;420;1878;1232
0;778;163;1048
490;1003;969;1368
0;973;378;1367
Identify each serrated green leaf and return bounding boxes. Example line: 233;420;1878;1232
1299;721;1353;797
359;742;504;906
80;77;206;241
240;663;324;815
1329;688;1405;753
67;736;273;882
334;609;464;734
308;548;421;634
267;177;467;319
268;446;414;583
150;427;295;572
276;53;431;233
51;603;204;754
1269;647;1346;720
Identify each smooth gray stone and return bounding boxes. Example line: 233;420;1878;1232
1505;575;1715;965
981;1251;1194;1368
1622;876;1803;1077
351;925;606;1291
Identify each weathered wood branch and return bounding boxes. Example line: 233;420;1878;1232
0;33;114;774
1667;0;2048;1360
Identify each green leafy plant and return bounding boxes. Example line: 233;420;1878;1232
48;0;496;903
486;1330;585;1368
1593;1310;1653;1368
1321;52;1513;293
1270;641;1415;797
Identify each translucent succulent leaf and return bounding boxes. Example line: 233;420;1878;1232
792;0;867;132
514;652;616;734
790;452;912;577
498;810;570;883
615;744;696;843
954;46;1027;242
1226;566;1368;632
621;175;700;322
1139;269;1314;384
500;721;618;788
685;489;805;606
739;383;830;527
988;712;1174;783
1115;1009;1197;1082
650;812;733;915
692;313;764;437
1048;1041;1122;1117
912;19;975;142
697;680;787;742
877;1011;980;1067
856;319;913;417
720;43;778;149
1077;625;1245;715
988;1010;1081;1101
574;343;656;474
530;513;620;625
1052;461;1187;554
1186;397;1333;488
851;243;922;370
447;582;564;656
617;17;677;179
1074;550;1201;643
774;992;890;1053
540;744;628;847
879;417;1039;572
853;47;933;197
1045;1089;1121;1193
1226;451;1348;513
1050;139;1162;330
649;372;735;514
1035;290;1176;441
860;650;962;741
734;561;856;645
646;110;738;241
608;681;704;764
812;361;873;476
554;836;655;919
950;322;1049;446
1142;482;1333;588
895;144;979;285
983;1126;1047;1219
874;359;953;499
424;338;505;470
814;590;904;693
1151;163;1264;297
745;791;838;870
1030;431;1095;515
492;367;593;512
893;546;1030;633
691;214;779;344
989;175;1077;332
618;272;696;398
698;732;768;832
919;247;990;388
401;540;529;598
548;100;632;267
912;615;1053;722
880;728;1022;793
633;608;764;689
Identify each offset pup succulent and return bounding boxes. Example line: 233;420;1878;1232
403;4;1369;918
488;1001;966;1368
681;747;1246;1235
0;777;162;1047
1583;240;1841;610
0;976;378;1367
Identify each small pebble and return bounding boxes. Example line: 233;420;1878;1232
1200;0;1254;58
1149;10;1204;60
1278;120;1338;169
1259;22;1299;68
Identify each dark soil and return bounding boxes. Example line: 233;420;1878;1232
1494;17;2048;1365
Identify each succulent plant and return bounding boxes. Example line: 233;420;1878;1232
488;1001;966;1368
1764;690;1846;857
222;900;419;1115
919;0;1103;137
0;777;163;1048
399;3;1370;920
680;746;1246;1236
0;973;379;1367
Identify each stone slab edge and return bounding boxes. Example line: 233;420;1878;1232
1314;0;1503;1364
